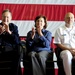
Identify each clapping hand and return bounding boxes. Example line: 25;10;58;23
31;27;35;39
0;25;5;34
2;22;12;34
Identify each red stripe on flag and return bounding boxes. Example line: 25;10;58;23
0;3;75;21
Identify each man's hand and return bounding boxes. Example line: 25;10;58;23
3;22;12;34
0;25;5;34
69;48;75;56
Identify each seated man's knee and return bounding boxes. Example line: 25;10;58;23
60;50;72;59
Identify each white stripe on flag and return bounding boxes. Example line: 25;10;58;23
0;20;73;36
0;0;75;4
11;20;65;36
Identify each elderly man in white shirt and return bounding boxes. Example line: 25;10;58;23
54;12;75;75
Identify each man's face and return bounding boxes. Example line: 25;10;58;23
65;13;74;25
2;12;12;25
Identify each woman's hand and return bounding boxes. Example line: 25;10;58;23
31;27;35;39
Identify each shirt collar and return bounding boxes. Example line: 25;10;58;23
42;29;45;32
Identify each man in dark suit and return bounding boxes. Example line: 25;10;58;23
0;9;21;75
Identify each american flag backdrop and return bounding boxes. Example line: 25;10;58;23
0;0;75;36
0;0;75;74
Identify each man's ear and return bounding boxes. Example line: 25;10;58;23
11;16;12;20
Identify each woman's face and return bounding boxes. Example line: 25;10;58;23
35;17;45;30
